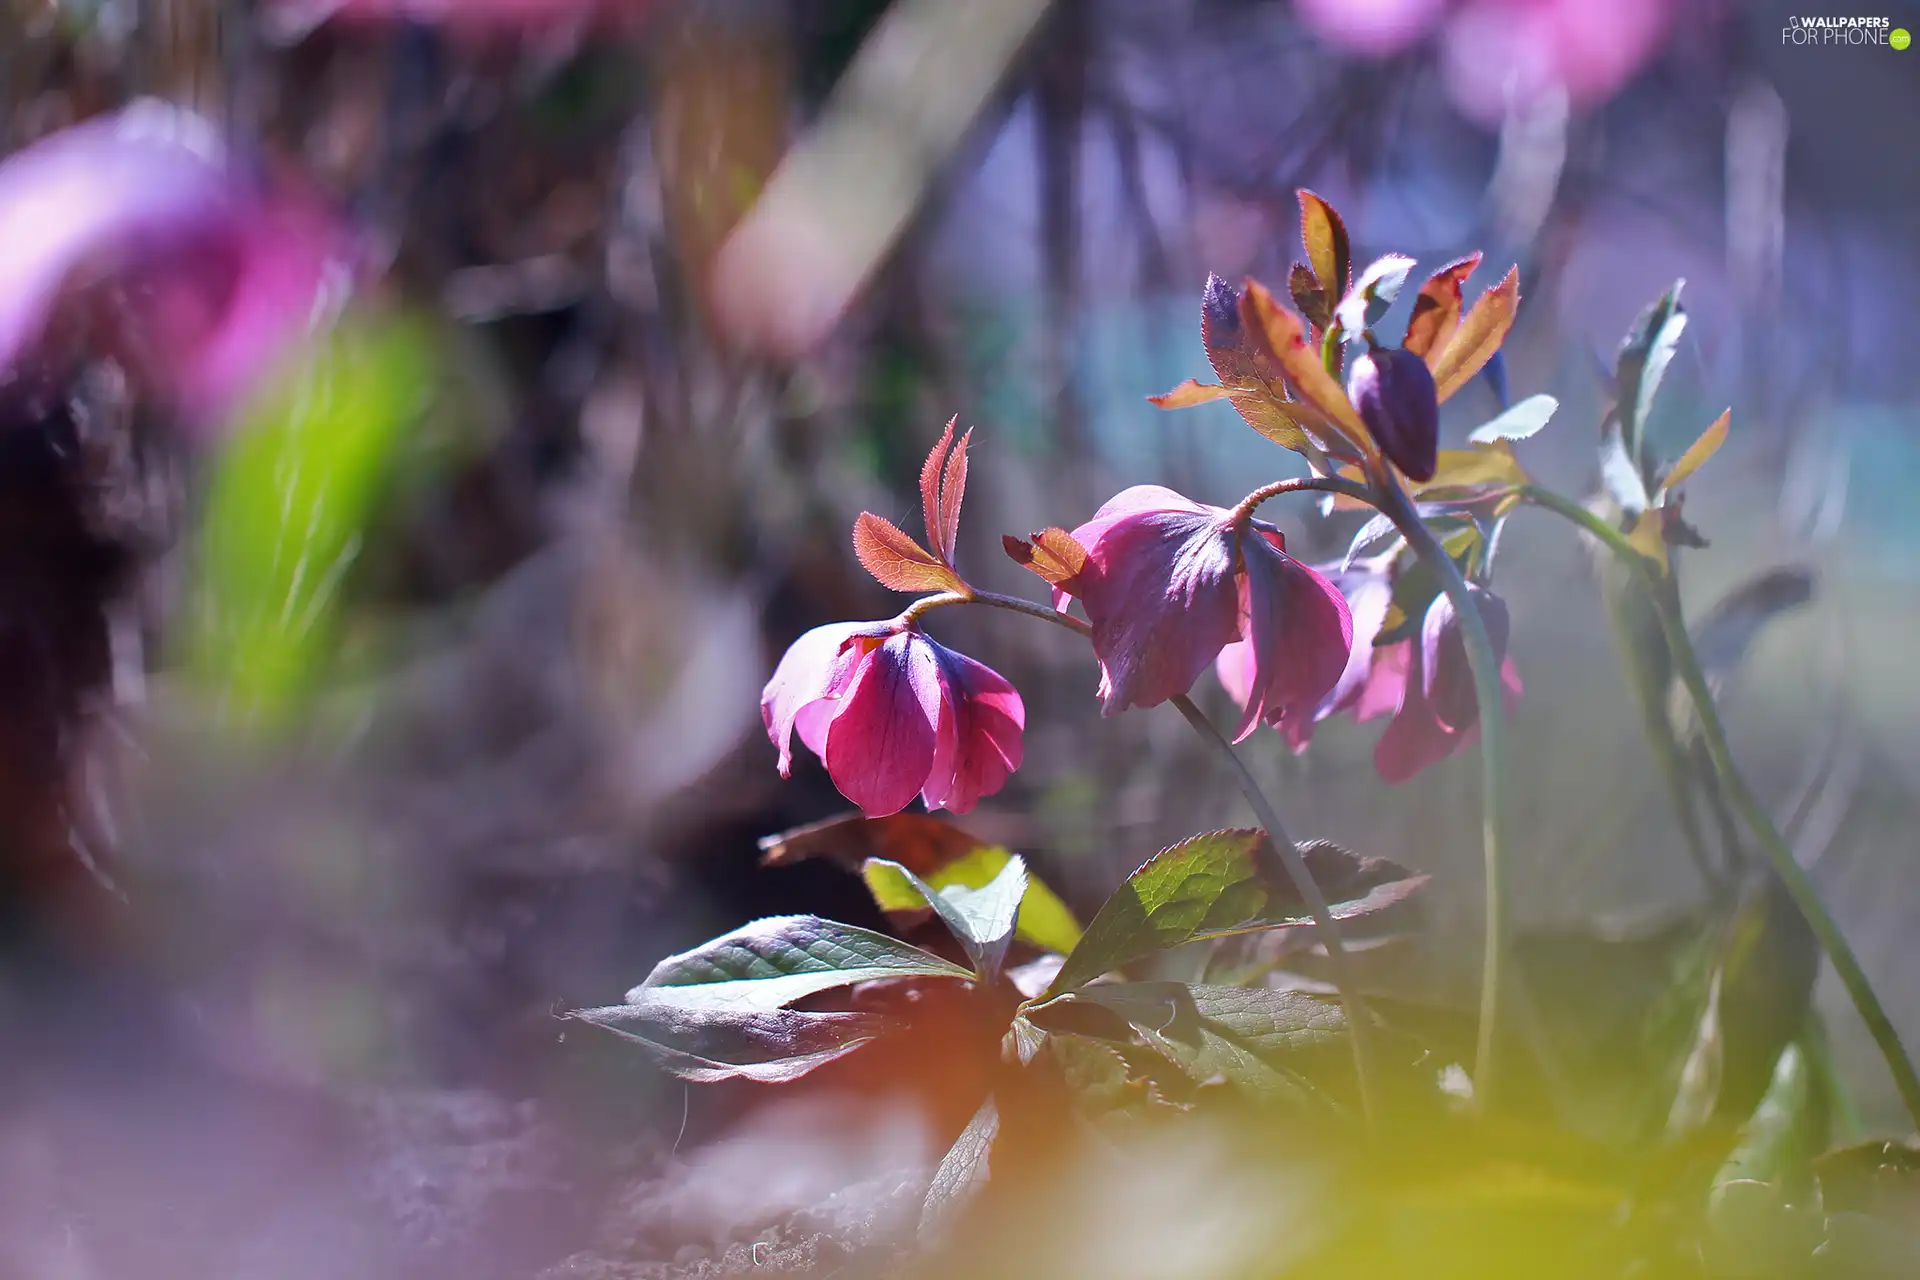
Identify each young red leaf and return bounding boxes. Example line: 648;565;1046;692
1288;261;1332;332
1236;279;1367;450
937;427;971;563
919;416;958;563
1662;409;1730;492
854;512;965;593
1431;266;1521;402
1148;379;1232;409
1198;275;1325;455
1403;253;1481;363
1003;527;1088;586
1298;189;1351;296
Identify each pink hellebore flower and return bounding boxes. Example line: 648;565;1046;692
1060;486;1353;742
762;622;1025;818
0;101;352;438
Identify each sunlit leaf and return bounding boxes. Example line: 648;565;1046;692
1289;261;1332;332
1026;981;1349;1104
1334;253;1417;335
1716;1034;1829;1193
918;416;958;563
866;844;1083;956
1002;527;1088;587
1431;266;1521;403
1615;282;1687;467
919;1093;998;1240
1600;424;1652;516
852;511;965;593
570;1001;888;1084
864;854;1026;980
185;314;436;723
629;914;974;1015
1199;274;1326;455
1403;253;1481;362
1147;378;1231;409
1662;409;1730;493
1045;831;1426;996
1341;511;1404;571
937;425;971;566
1237;279;1368;450
1467;394;1558;444
1298;189;1351;296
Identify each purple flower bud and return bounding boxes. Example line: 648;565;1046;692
1347;345;1439;482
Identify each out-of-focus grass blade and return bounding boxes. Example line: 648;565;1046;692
183;313;435;725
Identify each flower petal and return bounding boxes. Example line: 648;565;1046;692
823;631;942;817
760;621;873;776
921;640;1025;814
1230;535;1353;741
1420;586;1511;733
1374;647;1464;784
1074;506;1241;714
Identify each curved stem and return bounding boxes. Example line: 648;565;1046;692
1170;693;1383;1124
1373;472;1512;1110
1522;484;1920;1130
960;587;1382;1123
1230;474;1376;524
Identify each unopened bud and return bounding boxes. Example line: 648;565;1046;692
1348;345;1440;482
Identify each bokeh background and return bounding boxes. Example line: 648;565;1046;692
0;0;1916;1276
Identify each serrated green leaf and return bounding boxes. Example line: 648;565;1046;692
1027;982;1349;1104
1468;394;1558;444
630;915;974;1015
864;855;1026;980
1045;832;1426;996
863;844;1083;957
571;1000;888;1083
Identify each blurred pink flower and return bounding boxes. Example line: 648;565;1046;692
0;101;351;436
1295;0;1448;56
762;621;1025;818
1295;0;1685;123
1061;486;1352;741
1218;562;1394;749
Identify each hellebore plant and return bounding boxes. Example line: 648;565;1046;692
578;192;1920;1272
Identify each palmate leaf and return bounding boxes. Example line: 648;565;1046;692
851;511;965;593
1403;253;1481;362
1468;394;1558;444
1297;188;1352;299
1615;281;1688;470
1025;982;1351;1106
1430;266;1521;403
1237;278;1369;450
919;1092;998;1240
1044;831;1426;997
864;855;1026;980
1334;253;1417;335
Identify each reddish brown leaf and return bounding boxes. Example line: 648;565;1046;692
1147;379;1232;409
1662;409;1729;492
1003;527;1087;586
1236;279;1367;451
919;416;957;563
1298;189;1351;296
937;427;971;561
1198;275;1323;455
1432;266;1521;403
853;512;965;593
1403;254;1481;363
758;810;988;875
1288;262;1332;333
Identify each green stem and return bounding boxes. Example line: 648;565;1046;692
953;589;1383;1124
1522;484;1920;1130
1169;692;1383;1127
1374;472;1512;1110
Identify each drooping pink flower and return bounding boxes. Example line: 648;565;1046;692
0;101;353;437
762;621;1024;818
1222;562;1522;783
1059;486;1352;742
